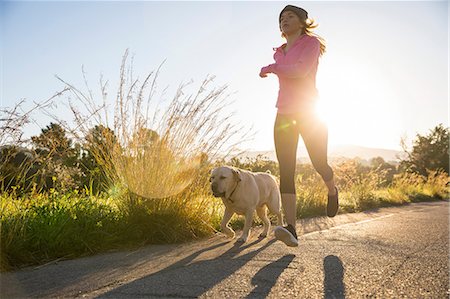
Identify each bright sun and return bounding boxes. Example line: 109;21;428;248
313;61;401;149
314;99;330;125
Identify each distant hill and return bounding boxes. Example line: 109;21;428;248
227;144;406;166
329;144;406;164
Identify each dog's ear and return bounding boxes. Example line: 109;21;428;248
208;170;212;181
232;167;242;182
209;168;216;182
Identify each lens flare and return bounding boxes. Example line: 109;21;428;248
112;143;203;199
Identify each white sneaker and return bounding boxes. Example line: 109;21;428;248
274;224;298;247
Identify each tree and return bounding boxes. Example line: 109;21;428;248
80;125;118;193
0;145;40;192
31;122;77;166
31;122;81;192
399;123;449;176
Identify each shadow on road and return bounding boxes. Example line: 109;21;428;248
323;255;346;298
97;237;277;298
246;254;295;298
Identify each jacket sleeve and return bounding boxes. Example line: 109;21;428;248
268;38;320;78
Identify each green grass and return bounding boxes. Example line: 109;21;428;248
1;190;121;270
1;184;223;271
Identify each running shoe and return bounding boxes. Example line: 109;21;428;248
274;224;298;247
327;186;339;217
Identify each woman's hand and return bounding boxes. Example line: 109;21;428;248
259;64;275;78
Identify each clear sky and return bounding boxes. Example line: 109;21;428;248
1;1;448;153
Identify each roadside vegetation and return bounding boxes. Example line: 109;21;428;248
1;50;448;271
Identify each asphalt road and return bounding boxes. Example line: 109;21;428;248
1;200;449;298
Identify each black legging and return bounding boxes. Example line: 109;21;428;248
274;107;334;194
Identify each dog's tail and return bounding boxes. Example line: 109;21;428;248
265;169;280;185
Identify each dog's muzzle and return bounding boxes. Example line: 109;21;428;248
211;183;225;197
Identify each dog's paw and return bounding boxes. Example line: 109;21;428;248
226;232;236;239
222;232;235;239
222;227;235;239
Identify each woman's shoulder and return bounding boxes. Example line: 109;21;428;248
305;34;320;45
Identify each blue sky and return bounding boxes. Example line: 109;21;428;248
1;1;448;153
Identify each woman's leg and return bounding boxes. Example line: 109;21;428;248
297;111;336;195
273;113;299;228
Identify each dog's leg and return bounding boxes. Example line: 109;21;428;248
256;206;270;238
276;212;284;226
238;210;254;243
221;207;235;238
267;189;284;226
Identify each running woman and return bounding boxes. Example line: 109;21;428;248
259;5;339;247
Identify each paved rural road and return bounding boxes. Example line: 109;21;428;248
2;200;449;298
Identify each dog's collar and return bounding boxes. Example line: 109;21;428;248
225;179;240;203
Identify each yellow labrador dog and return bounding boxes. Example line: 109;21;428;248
210;166;283;243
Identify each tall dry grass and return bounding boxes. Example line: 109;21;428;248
48;49;260;243
49;49;253;200
383;168;449;203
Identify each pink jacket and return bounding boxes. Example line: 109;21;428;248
261;33;321;114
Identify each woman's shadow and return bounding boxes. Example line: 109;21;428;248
323;255;346;298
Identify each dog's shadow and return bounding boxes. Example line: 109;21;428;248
96;237;278;298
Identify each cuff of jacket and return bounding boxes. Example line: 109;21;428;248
261;63;276;74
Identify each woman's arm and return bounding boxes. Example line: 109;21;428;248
262;37;320;79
